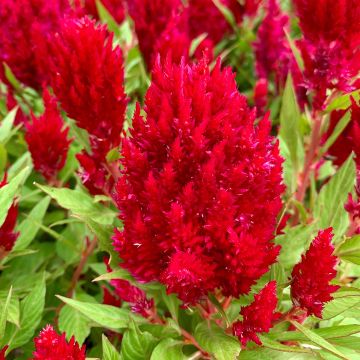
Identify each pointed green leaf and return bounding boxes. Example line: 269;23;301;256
150;339;185;360
102;335;121;360
0;287;12;338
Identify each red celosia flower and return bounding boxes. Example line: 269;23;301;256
0;174;19;255
102;285;122;307
253;78;268;116
232;281;279;346
0;345;8;360
25;91;71;181
0;0;74;90
291;228;339;318
81;0;125;24
32;325;86;360
113;57;284;304
294;0;360;109
49;17;127;158
253;0;291;90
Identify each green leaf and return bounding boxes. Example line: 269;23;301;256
6;273;45;350
208;293;230;326
57;295;140;330
93;269;134;283
120;320;158;360
337;235;360;265
13;196;50;251
0;167;30;228
314;155;355;238
290;321;351;360
150;339;185;360
189;33;208;57
160;288;180;322
239;348;312;360
212;0;237;33
102;335;121;360
326;90;360;112
258;335;311;354
96;0;121;35
3;63;22;92
285;30;304;71
36;184;116;225
0;107;18;143
0;294;19;328
194;322;240;360
0;287;12;338
58;304;91;345
321;111;352;156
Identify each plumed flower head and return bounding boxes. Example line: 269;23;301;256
291;228;340;318
32;325;86;360
0;175;19;255
25;90;72;181
0;345;8;360
49;17;127;157
0;0;73;90
113;57;284;304
233;281;279;346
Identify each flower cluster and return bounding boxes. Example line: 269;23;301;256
233;281;279;346
113;57;284;304
291;228;339;318
0;175;19;257
25;91;72;181
32;325;86;360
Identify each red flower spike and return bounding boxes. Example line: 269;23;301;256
49;17;127;158
232;281;279;346
33;325;86;360
113;57;284;304
0;345;8;360
0;175;19;255
0;0;74;90
291;228;340;318
25;90;72;181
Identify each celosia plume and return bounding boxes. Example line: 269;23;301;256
0;0;74;90
113;57;284;304
232;281;279;346
32;325;86;360
291;228;339;318
25;91;72;181
49;17;127;158
0;175;19;256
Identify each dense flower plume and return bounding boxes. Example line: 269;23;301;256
113;57;284;304
48;17;127;158
294;0;360;108
233;281;279;346
0;0;73;90
32;325;86;360
25;91;71;181
0;175;19;256
291;228;339;318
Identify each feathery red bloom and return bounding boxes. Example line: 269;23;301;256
291;228;339;318
253;78;268;115
0;345;8;360
49;17;127;158
0;175;19;255
81;0;125;24
232;281;279;346
0;0;73;90
32;325;86;360
25;91;71;181
113;57;284;304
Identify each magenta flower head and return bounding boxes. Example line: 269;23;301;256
291;228;340;318
32;325;86;360
25;90;72;181
0;174;19;256
0;0;73;90
49;17;127;158
113;56;284;305
233;281;279;346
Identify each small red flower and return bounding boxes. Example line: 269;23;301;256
0;174;19;255
0;345;8;360
291;228;340;318
25;90;72;181
32;325;86;360
232;281;279;346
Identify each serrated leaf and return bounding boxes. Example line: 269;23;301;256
150;339;185;360
36;184;116;225
0;287;12;338
13;196;50;251
0;166;30;228
337;235;360;265
102;335;121;360
314;155;355;238
0;107;18;143
59;304;91;345
120;321;158;360
194;322;240;360
57;295;140;330
290;321;351;360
